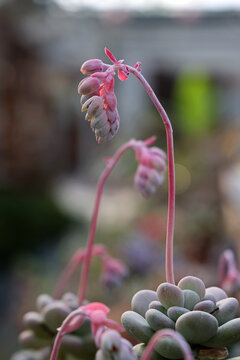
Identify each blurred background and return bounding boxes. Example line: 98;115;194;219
1;0;240;358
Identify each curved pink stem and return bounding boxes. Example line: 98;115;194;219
127;66;175;284
78;137;156;304
50;309;85;360
141;329;193;360
53;245;107;299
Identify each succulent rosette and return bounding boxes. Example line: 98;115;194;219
122;276;240;360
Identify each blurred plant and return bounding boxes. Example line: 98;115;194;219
218;249;240;295
122;233;162;275
0;188;74;269
53;244;128;298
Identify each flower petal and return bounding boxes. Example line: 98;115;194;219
118;70;128;81
105;47;117;64
81;302;110;315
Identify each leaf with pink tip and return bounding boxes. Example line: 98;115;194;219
81;302;110;314
105;47;117;64
118;69;128;81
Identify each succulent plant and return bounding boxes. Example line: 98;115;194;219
122;275;240;360
11;293;96;360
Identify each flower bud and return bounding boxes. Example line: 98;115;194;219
78;77;101;95
151;156;166;171
80;92;99;105
87;97;104;118
91;111;108;129
101;330;122;353
96;349;112;360
97;136;108;144
81;59;104;75
148;168;164;187
95;121;111;138
110;119;119;134
105;92;117;111
81;96;97;112
106;108;118;124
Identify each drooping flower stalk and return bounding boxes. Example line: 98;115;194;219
78;136;162;304
126;65;176;285
53;245;105;299
79;49;176;284
141;329;193;360
53;244;127;299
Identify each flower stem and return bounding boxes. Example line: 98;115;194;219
50;309;85;360
141;329;193;360
78;137;155;305
53;245;106;299
127;66;175;285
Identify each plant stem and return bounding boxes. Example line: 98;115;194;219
53;245;106;299
78;137;155;305
50;309;84;360
127;66;175;285
141;329;193;360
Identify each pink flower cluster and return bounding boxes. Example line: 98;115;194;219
78;48;141;144
78;59;120;144
134;145;166;198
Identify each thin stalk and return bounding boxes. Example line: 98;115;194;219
50;309;85;360
53;245;106;299
141;329;193;360
78;137;155;304
127;66;175;284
